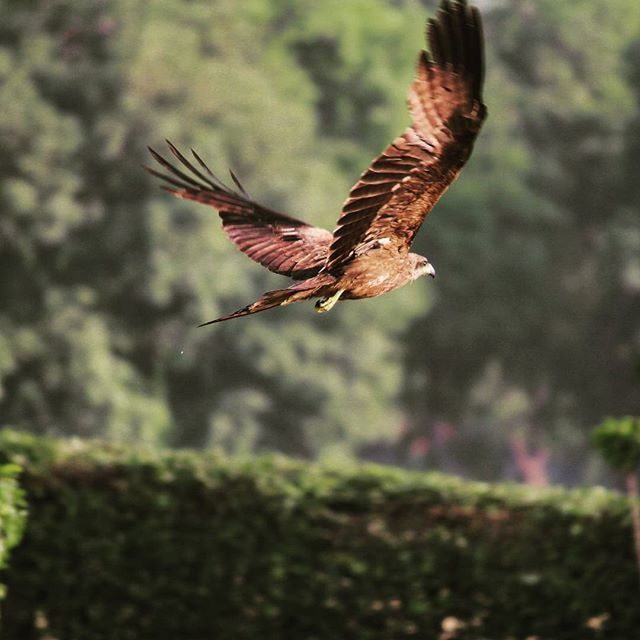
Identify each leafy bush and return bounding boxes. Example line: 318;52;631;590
0;461;27;602
593;416;640;473
0;431;638;640
592;416;640;580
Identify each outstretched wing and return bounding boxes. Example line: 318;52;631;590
327;0;486;272
146;142;333;280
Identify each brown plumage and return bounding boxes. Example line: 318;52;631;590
146;0;487;326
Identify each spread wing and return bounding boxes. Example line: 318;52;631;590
327;0;486;272
146;142;333;280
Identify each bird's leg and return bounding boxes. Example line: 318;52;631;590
315;289;345;314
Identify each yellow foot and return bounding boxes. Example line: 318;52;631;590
315;289;345;313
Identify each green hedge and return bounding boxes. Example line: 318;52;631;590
0;431;638;640
0;460;27;602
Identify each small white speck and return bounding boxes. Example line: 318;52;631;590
180;350;184;355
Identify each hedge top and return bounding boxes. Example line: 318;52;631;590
0;429;627;520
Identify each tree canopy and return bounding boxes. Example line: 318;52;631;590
0;0;638;484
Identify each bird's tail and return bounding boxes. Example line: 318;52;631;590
199;276;332;326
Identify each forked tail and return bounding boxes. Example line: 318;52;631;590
199;276;332;326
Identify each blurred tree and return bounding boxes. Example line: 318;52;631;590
403;0;640;483
0;0;639;482
0;0;171;444
131;0;431;454
0;0;428;458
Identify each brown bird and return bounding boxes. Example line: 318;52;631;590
146;0;487;326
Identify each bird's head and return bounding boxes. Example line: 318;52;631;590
409;253;436;280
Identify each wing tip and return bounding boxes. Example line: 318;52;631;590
425;0;485;103
197;306;252;326
197;318;224;327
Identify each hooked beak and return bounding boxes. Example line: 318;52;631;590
426;263;436;278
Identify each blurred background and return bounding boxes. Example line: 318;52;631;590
0;0;638;487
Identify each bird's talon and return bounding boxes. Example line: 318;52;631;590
315;290;345;313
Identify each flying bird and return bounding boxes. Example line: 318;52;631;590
146;0;486;326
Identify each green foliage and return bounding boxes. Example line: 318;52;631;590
0;0;428;460
1;434;638;639
403;0;640;481
0;430;62;471
0;463;27;602
0;0;640;482
593;417;640;473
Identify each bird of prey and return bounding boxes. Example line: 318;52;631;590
146;0;486;326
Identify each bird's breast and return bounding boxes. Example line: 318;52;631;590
339;251;414;300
